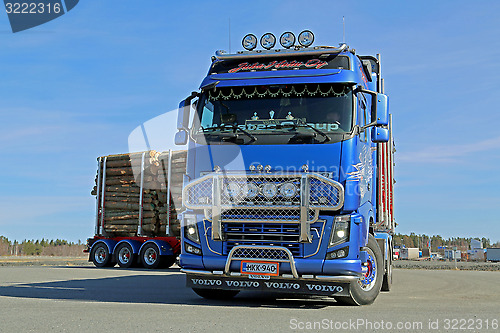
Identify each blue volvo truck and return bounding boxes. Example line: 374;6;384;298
176;31;395;305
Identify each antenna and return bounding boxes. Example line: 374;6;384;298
228;17;231;53
342;16;345;43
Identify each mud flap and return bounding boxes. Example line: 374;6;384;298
186;274;350;297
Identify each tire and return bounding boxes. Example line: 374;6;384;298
115;243;136;268
335;234;383;305
381;247;392;292
140;243;162;269
192;288;240;300
162;255;176;269
91;242;115;268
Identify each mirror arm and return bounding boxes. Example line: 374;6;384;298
360;121;377;131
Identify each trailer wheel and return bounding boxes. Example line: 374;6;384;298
381;248;392;291
192;288;239;300
91;243;115;268
335;234;383;305
140;243;162;269
115;243;136;268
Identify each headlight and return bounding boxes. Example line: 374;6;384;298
279;31;295;49
224;182;240;198
261;183;278;199
242;34;257;51
245;183;259;199
183;214;200;244
260;33;276;50
298;30;314;47
280;183;297;198
328;215;350;247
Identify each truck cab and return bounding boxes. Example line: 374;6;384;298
177;31;395;305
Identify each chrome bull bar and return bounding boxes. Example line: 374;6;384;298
224;245;299;278
183;172;344;243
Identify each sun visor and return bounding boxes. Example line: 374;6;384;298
200;69;357;89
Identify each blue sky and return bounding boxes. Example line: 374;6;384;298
0;0;499;243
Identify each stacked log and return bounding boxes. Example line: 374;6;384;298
91;150;186;237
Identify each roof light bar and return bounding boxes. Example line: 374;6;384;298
240;30;315;51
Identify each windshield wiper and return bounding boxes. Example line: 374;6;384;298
283;121;331;143
201;124;257;143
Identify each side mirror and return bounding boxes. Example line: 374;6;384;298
175;130;188;145
357;87;389;128
375;94;389;126
177;91;199;131
371;127;389;142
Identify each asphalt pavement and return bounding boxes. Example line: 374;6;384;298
0;266;498;332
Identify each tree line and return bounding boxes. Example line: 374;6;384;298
0;236;85;256
393;232;499;252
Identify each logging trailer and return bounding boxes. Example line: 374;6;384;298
85;150;185;269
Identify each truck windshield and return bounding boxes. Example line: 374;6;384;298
193;83;353;144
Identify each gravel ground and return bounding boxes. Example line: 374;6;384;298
0;256;92;267
394;259;500;271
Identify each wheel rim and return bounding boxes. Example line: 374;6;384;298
143;247;158;265
95;246;107;264
118;247;131;264
359;248;377;291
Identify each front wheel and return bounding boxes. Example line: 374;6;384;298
192;288;240;300
335;234;383;305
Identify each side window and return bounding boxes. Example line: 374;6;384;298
200;101;215;128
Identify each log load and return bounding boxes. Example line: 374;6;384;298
91;150;186;237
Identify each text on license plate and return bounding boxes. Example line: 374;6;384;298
241;261;279;276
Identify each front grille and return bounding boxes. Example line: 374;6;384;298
224;223;300;242
228;246;296;260
220;208;316;222
224;222;302;257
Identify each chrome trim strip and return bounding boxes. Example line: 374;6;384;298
202;222;222;255
180;269;213;275
303;221;326;258
315;275;362;281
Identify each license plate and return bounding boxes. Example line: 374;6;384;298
241;261;279;276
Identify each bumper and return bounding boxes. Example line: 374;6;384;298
184;271;351;296
181;245;364;297
180;254;364;277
